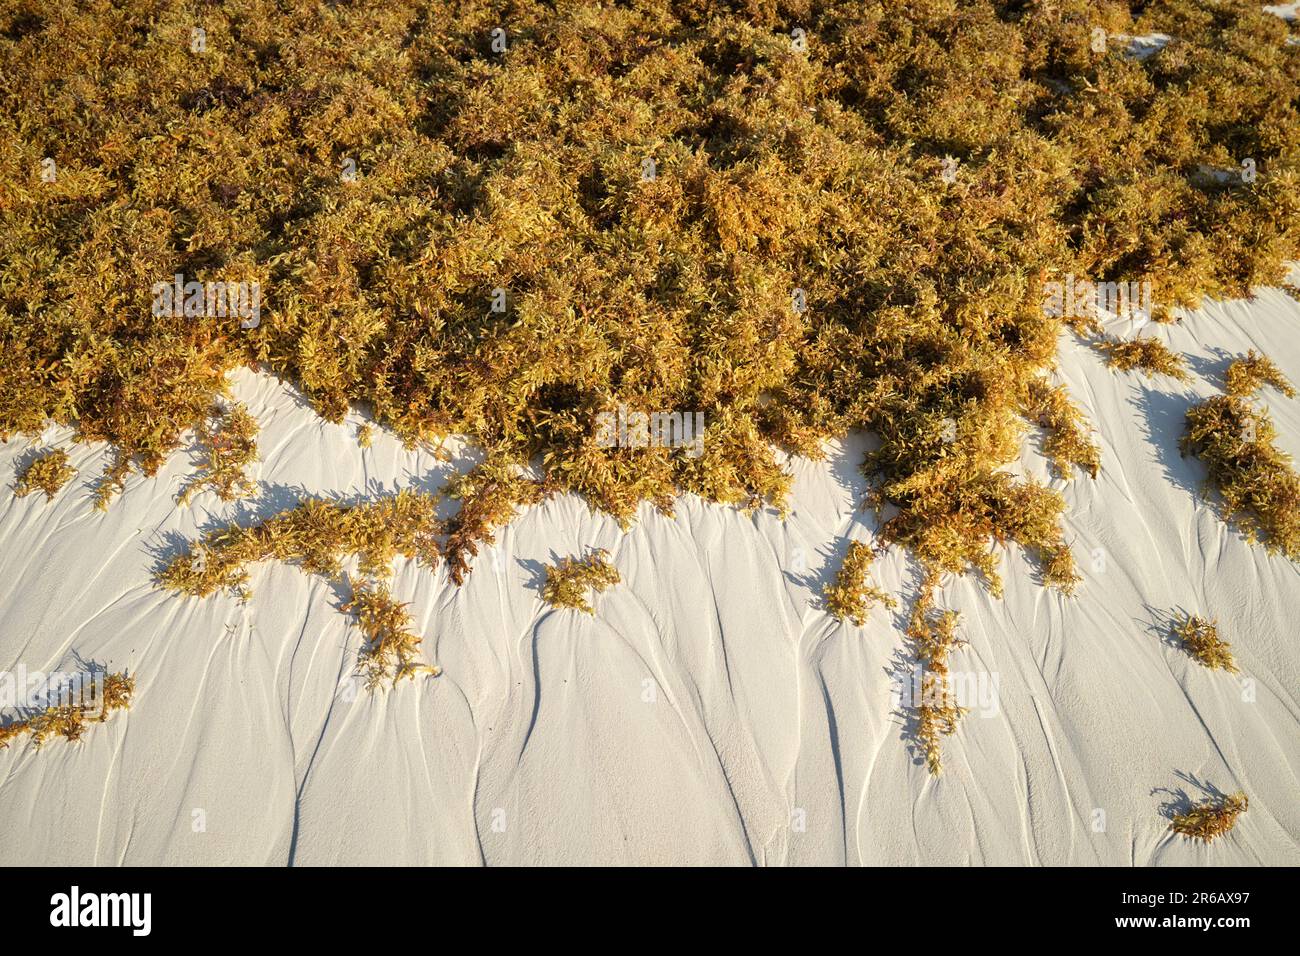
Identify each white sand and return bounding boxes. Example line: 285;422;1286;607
2;269;1299;865
1264;3;1299;23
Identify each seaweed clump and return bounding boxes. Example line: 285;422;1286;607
824;541;896;626
158;490;443;599
14;449;75;501
159;494;442;689
541;548;620;614
1096;337;1190;382
1224;350;1295;400
178;402;259;505
341;579;440;689
442;462;546;585
1023;379;1101;480
871;470;1082;598
1181;395;1300;559
1170;613;1237;673
905;573;968;776
1169;791;1248;843
0;671;133;750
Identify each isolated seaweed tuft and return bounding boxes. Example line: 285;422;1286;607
824;541;896;626
542;548;620;614
1181;395;1300;559
14;450;75;501
1224;350;1295;399
905;573;968;776
1169;791;1248;843
1097;337;1189;382
342;578;440;689
1171;613;1238;673
0;671;134;751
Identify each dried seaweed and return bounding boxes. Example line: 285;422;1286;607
14;449;75;501
824;541;896;626
1169;791;1248;843
0;671;133;751
158;490;443;599
1096;336;1190;381
1023;378;1101;480
1181;394;1300;559
1224;349;1295;399
178;402;259;505
905;572;968;776
541;548;620;614
444;462;546;584
341;578;440;689
1170;613;1238;673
